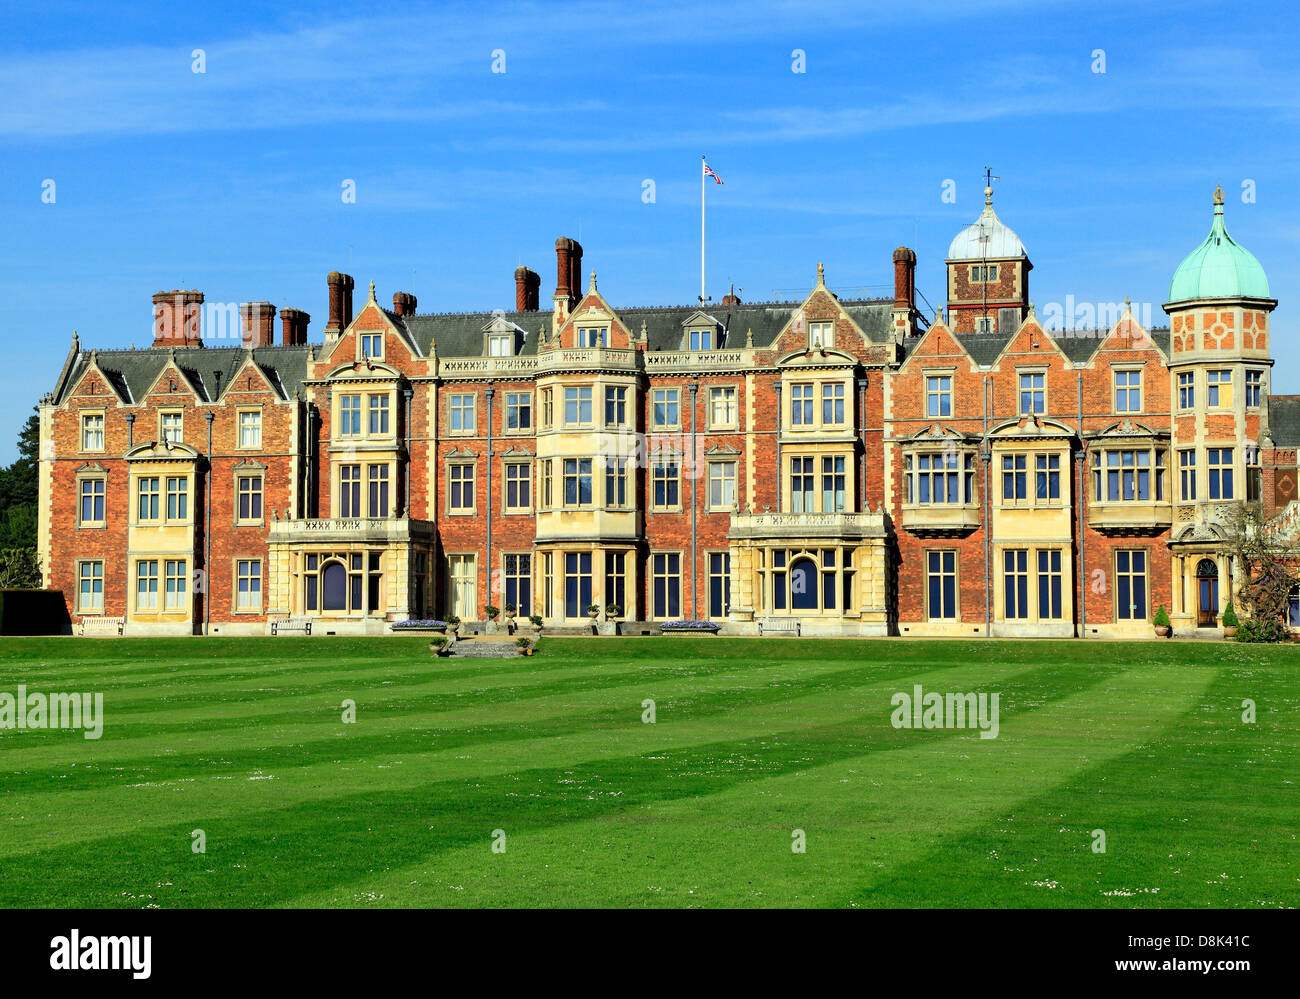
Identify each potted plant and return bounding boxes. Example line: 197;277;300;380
485;604;500;620
428;636;448;656
529;614;543;636
516;636;533;657
1221;601;1239;638
1153;605;1171;638
503;603;517;622
446;614;462;637
586;603;601;621
596;603;624;637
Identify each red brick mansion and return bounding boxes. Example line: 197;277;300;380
37;186;1298;636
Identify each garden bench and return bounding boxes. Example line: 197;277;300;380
270;616;313;636
757;618;800;637
79;615;125;636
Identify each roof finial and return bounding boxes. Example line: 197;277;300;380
983;166;999;208
816;262;825;285
589;270;597;293
368;280;376;301
746;327;754;348
1213;184;1224;207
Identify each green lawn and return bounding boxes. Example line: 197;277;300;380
0;636;1296;908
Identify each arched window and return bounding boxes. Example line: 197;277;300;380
1196;558;1217;577
322;561;348;611
790;558;817;611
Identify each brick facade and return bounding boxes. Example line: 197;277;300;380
36;193;1296;636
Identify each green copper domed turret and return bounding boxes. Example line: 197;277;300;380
1167;186;1270;303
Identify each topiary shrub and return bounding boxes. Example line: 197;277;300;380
1153;605;1171;629
1221;601;1239;628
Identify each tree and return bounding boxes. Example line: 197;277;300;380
1221;501;1298;624
0;548;41;589
0;408;39;550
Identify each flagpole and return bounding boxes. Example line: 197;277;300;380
701;155;706;303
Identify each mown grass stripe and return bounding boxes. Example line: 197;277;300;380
281;664;1217;908
1;656;1128;903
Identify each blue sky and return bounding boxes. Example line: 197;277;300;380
1;0;1297;462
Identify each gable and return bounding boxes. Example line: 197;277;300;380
898;319;976;373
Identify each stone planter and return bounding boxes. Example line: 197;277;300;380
1154;625;1170;637
661;626;720;636
1223;625;1238;639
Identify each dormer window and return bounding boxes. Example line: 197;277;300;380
689;327;715;351
578;327;606;348
360;333;383;359
488;334;513;357
809;321;834;348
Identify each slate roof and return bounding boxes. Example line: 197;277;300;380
1269;396;1300;447
901;328;1171;367
53;346;311;405
394;299;894;357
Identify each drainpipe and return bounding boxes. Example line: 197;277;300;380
304;404;316;518
125;413;135;448
857;376;868;508
982;375;991;637
485;383;495;615
204;410;214;636
689;380;699;620
1077;372;1086;639
774;379;783;510
402;387;413;517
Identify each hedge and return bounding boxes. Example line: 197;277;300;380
0;589;71;635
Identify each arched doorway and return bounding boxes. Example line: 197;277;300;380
1195;557;1218;628
790;558;817;611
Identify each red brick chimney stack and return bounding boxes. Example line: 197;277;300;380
280;308;310;346
515;267;540;311
554;239;573;301
392;292;417;317
239;302;276;348
569;241;583;300
893;247;917;311
325;272;355;335
152;290;205;347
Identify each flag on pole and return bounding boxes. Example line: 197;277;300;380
703;161;723;185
